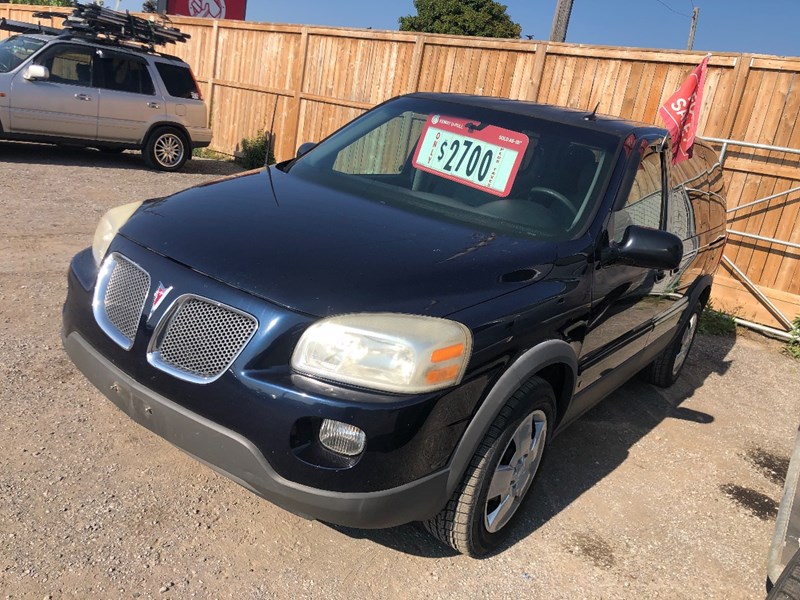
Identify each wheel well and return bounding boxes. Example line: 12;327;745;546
698;286;712;309
533;362;574;426
144;123;190;147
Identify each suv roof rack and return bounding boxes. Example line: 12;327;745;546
0;17;61;37
0;2;191;52
59;3;189;47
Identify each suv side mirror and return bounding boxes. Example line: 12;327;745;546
296;142;316;158
23;65;50;81
606;225;683;270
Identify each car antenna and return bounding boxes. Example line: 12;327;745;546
265;95;280;207
583;102;601;121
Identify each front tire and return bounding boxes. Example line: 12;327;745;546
425;376;554;556
144;127;188;172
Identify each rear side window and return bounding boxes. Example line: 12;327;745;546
98;56;154;95
155;63;200;99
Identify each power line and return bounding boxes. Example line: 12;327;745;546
652;0;692;18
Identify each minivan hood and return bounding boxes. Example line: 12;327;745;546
119;169;556;317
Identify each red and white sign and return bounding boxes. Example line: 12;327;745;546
412;115;529;197
166;0;246;20
659;55;709;165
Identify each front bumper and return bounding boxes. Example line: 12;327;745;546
63;330;450;528
61;239;497;527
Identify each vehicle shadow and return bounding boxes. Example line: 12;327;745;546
327;332;736;559
0;141;243;176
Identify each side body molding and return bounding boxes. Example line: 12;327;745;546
445;339;578;494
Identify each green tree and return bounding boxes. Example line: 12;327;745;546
399;0;521;39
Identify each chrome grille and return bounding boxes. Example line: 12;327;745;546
93;253;150;350
149;296;258;383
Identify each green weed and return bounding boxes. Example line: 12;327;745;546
698;302;737;336
784;315;800;360
236;131;276;170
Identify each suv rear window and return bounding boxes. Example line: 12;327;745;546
155;63;200;99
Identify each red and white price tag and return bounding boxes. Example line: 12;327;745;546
412;115;529;198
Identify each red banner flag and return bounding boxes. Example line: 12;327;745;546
658;55;709;164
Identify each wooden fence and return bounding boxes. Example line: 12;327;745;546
3;5;800;331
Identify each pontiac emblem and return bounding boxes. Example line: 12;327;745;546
150;283;173;316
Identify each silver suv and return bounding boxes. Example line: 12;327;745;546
0;31;211;171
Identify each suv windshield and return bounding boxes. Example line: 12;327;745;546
0;35;46;74
288;96;620;240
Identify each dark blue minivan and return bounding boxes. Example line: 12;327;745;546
62;93;727;556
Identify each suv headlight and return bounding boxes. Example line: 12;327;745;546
92;201;143;265
291;314;472;394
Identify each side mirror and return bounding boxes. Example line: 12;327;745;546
296;142;316;158
606;225;683;270
23;65;49;81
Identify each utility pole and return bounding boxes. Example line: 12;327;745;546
550;0;574;43
687;6;699;51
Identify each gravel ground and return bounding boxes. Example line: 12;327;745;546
1;142;799;599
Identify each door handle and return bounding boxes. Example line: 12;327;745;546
147;102;161;109
75;93;92;101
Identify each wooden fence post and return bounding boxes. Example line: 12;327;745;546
529;41;549;102
407;35;427;92
208;19;221;132
721;53;753;139
287;27;310;157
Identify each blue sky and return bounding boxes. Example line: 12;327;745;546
111;0;798;57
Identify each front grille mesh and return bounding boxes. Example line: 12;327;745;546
155;298;257;380
102;256;150;345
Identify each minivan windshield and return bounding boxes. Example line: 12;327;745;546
0;35;46;74
288;96;620;240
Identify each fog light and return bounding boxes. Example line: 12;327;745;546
319;420;366;456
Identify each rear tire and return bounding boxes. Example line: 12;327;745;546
144;127;188;172
644;303;701;387
424;376;554;556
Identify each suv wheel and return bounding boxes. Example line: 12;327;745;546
424;376;554;556
644;304;701;388
144;127;188;172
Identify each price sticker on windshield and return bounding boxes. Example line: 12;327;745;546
412;115;529;197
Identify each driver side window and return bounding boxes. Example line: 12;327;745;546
611;148;663;243
40;46;94;87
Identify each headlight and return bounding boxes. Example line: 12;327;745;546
291;313;472;394
92;201;143;265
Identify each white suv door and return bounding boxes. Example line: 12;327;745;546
9;43;98;139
